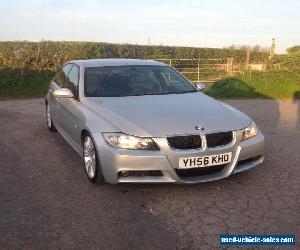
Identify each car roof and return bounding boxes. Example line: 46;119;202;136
69;59;167;68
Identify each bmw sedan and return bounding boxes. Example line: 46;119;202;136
45;59;265;184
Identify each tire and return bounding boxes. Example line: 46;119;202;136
83;134;104;185
46;103;57;132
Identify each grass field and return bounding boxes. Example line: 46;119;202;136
206;71;300;99
1;68;300;100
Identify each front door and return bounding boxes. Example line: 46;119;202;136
58;64;83;152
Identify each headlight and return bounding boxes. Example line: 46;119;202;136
241;122;258;141
102;133;160;151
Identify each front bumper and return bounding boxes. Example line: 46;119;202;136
92;130;265;184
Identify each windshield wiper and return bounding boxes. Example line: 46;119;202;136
158;90;197;95
126;91;197;96
127;92;163;96
99;90;197;97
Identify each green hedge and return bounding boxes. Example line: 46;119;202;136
0;68;54;98
268;54;300;72
0;41;268;71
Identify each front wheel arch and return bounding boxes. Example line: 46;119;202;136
45;102;57;132
81;129;89;145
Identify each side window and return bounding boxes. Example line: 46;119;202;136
161;72;181;85
54;70;65;87
54;64;72;87
67;65;79;93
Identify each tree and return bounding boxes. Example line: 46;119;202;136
287;45;300;54
252;44;260;52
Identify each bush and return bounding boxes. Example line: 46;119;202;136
287;45;300;54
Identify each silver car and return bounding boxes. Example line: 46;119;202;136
46;59;265;184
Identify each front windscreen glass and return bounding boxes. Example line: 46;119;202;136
84;65;196;97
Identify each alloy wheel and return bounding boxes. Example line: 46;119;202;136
83;136;97;179
46;104;52;128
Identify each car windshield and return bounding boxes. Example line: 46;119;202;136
84;65;197;97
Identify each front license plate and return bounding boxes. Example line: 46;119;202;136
179;152;232;169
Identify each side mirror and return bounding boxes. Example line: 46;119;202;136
53;88;74;98
195;82;206;92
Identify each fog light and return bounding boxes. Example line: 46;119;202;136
118;170;163;177
120;171;129;177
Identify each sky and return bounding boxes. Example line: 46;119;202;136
0;0;299;53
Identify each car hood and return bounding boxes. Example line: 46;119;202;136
84;93;251;137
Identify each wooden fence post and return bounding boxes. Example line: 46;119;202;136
226;57;233;75
197;61;200;82
245;50;250;70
